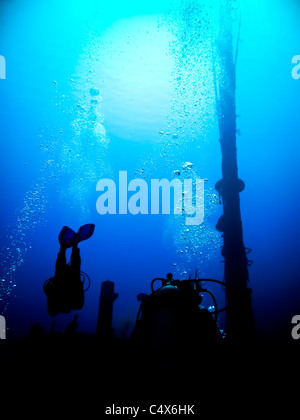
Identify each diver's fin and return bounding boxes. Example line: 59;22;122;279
76;224;95;243
59;226;77;248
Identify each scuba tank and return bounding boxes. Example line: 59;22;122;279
43;269;90;316
131;273;225;367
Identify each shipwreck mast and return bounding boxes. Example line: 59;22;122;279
214;1;256;342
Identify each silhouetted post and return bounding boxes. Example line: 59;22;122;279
214;1;256;342
96;280;118;340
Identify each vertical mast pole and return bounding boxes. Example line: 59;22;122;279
214;0;256;342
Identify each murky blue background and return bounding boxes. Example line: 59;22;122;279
0;0;299;343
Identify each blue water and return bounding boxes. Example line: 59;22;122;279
0;0;299;343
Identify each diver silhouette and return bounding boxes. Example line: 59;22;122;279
130;273;223;373
44;224;95;316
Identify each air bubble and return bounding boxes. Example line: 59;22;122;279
90;87;100;97
182;162;193;170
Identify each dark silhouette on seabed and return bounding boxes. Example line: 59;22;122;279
1;225;225;397
4;224;299;403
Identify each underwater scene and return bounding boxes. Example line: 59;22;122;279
1;0;300;396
